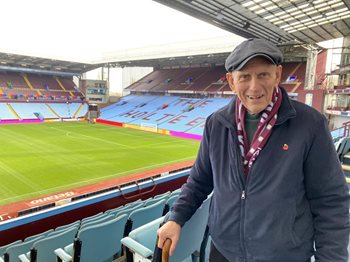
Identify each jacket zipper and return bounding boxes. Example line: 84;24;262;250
236;145;249;261
230;126;249;260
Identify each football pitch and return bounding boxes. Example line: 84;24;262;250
0;122;200;206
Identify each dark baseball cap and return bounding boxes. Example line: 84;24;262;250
225;38;283;72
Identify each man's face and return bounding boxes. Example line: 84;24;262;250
226;57;282;114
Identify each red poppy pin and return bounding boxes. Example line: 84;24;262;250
283;144;289;151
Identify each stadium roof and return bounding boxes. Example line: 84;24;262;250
154;0;350;45
0;0;348;74
0;52;101;76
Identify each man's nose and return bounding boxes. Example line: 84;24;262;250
249;76;260;91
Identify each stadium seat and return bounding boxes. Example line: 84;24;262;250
3;236;45;262
123;199;166;261
0;241;21;258
55;221;80;232
18;226;78;262
121;217;164;260
125;199;166;235
79;214;114;231
80;212;103;223
24;229;54;242
338;137;350;163
144;193;169;207
121;195;211;262
162;194;179;216
109;203;144;217
55;214;128;262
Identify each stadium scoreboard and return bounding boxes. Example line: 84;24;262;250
80;79;108;103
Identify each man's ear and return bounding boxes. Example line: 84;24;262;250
275;65;282;86
226;72;235;92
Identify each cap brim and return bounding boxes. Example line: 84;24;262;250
235;54;276;71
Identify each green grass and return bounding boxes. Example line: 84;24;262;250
0;122;200;205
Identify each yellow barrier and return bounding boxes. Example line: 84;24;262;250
123;124;142;130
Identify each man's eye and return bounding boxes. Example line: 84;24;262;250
259;73;269;78
239;75;249;81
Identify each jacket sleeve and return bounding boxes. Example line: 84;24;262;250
168;115;214;226
304;116;350;261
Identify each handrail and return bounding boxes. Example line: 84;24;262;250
119;177;157;200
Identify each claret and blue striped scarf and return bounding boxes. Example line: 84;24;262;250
235;87;282;176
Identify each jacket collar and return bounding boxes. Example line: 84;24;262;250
216;87;297;129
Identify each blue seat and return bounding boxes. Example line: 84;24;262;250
123;199;166;261
24;229;54;242
126;199;166;234
121;217;164;260
108;203;143;217
79;214;114;231
121;195;212;262
80;212;103;223
0;240;22;258
162;195;179;215
337;137;350;162
18;226;78;262
144;194;169;207
55;221;80;232
55;214;128;262
3;236;45;262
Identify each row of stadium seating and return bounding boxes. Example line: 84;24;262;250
0;103;87;120
99;95;231;135
126;63;306;93
0;72;82;101
0;72;77;91
0;189;186;262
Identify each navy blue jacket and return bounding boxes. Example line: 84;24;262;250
169;88;350;262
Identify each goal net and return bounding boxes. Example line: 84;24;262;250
140;122;158;133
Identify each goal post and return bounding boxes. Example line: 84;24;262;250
140;122;158;133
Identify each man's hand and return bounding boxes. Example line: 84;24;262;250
157;221;181;256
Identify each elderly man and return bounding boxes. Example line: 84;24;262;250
157;38;349;262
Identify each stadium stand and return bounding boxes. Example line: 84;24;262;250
10;103;57;119
0;102;87;120
47;103;87;118
0;72;83;101
0;72;29;89
126;67;221;92
0;104;17;120
99;95;230;135
280;62;306;93
126;63;306;94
